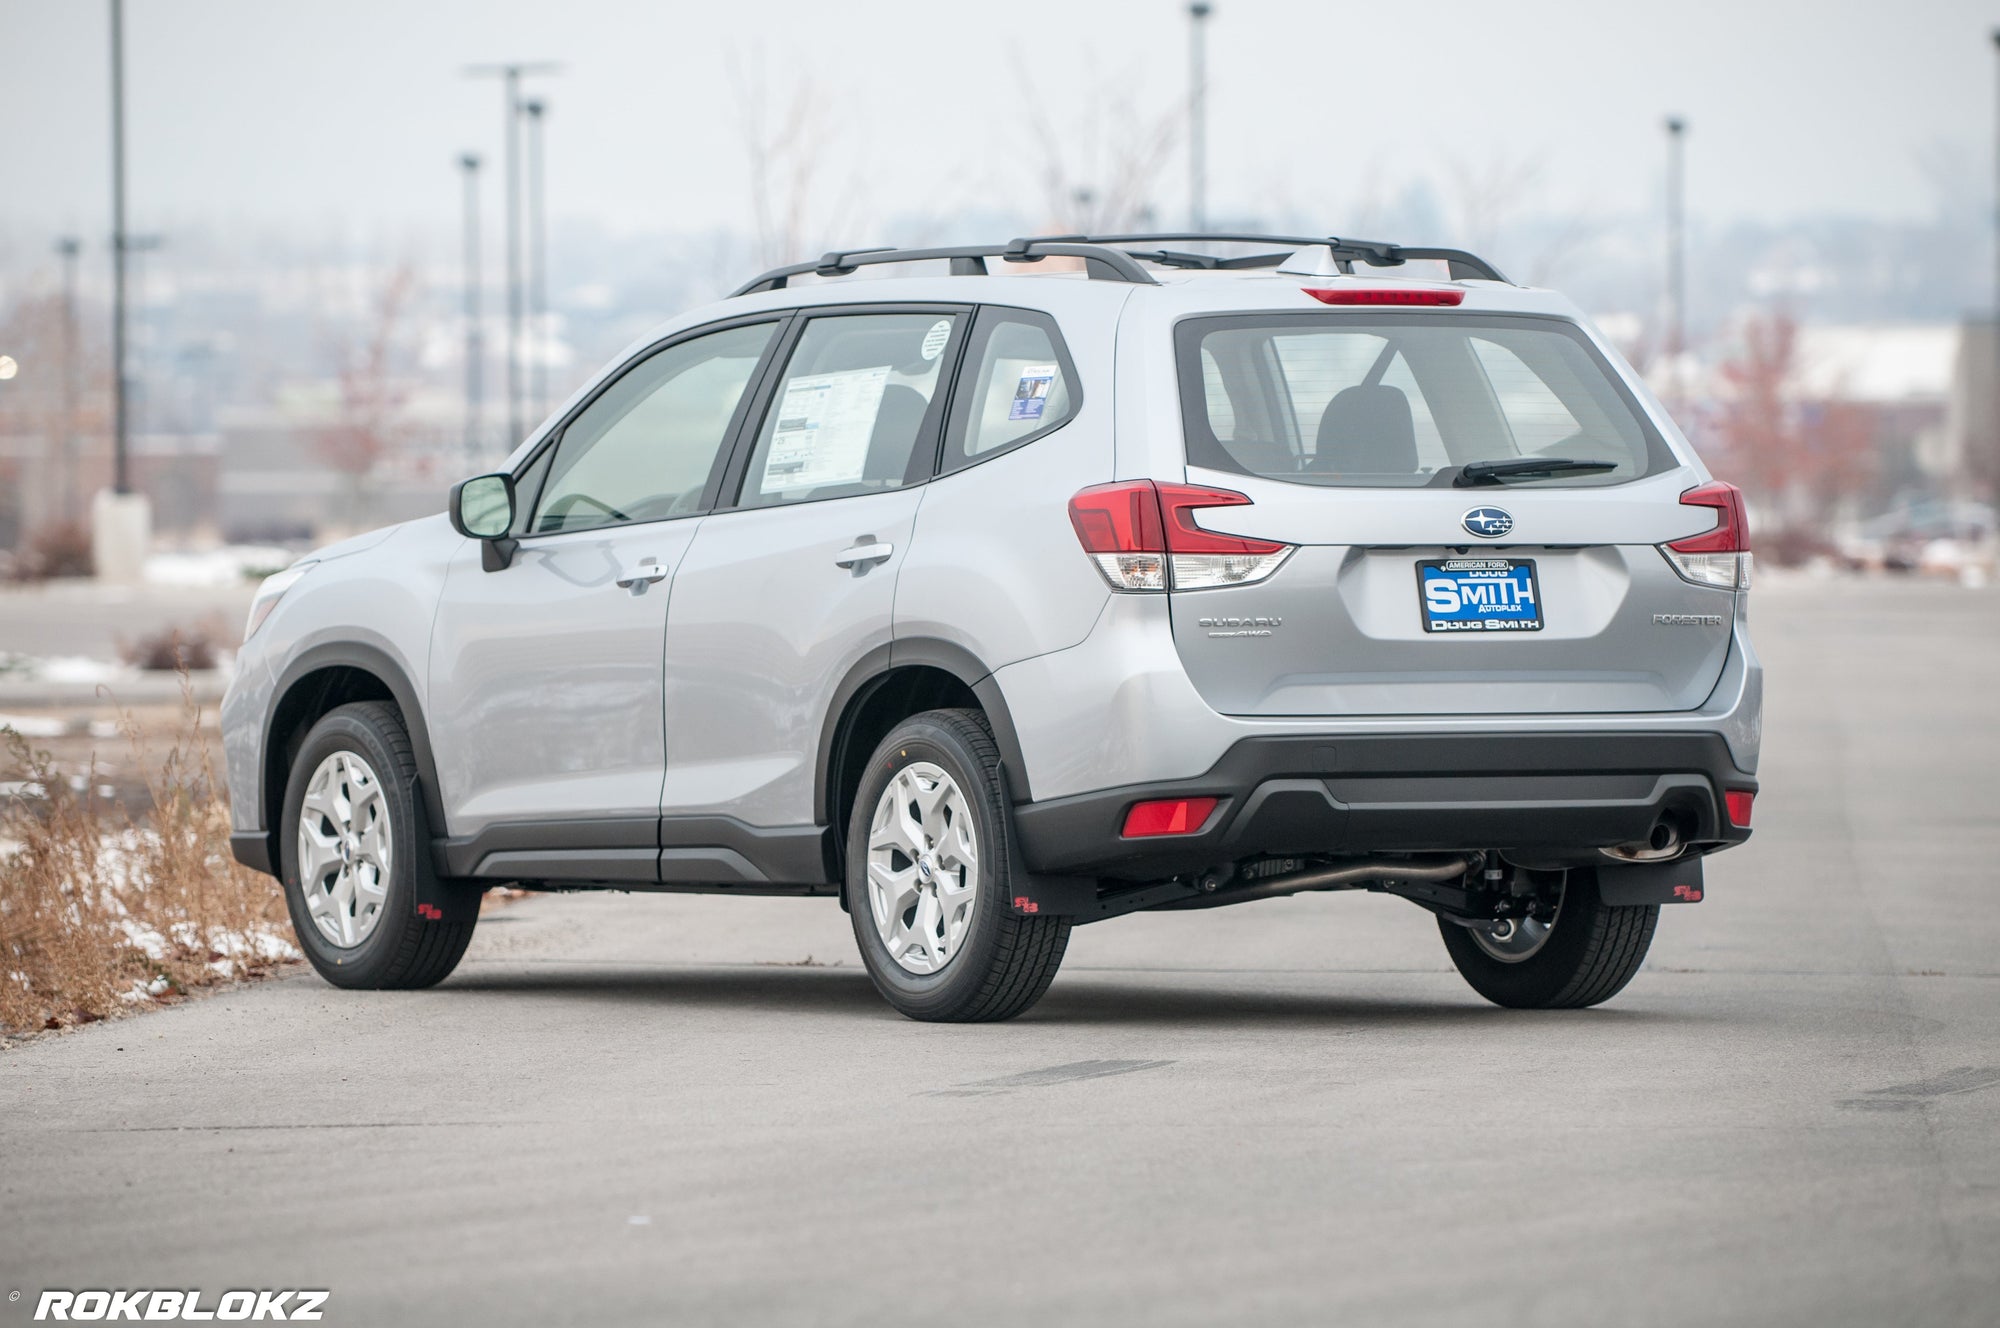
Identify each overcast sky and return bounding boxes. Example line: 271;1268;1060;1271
2;0;1996;252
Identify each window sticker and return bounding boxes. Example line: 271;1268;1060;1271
1008;364;1057;421
761;366;890;493
920;319;952;361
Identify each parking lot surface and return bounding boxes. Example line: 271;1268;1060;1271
2;577;1995;1327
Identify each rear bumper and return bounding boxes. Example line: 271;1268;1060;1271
1012;731;1755;879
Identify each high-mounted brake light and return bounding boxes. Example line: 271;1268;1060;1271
1122;797;1219;838
1303;287;1465;306
1661;481;1752;590
1068;481;1293;591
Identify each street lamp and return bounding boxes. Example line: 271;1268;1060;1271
1664;115;1687;417
523;98;548;426
1189;3;1212;231
464;61;561;448
460;154;484;464
56;237;80;522
110;0;130;495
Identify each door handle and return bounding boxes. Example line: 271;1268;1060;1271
615;560;669;593
833;540;894;569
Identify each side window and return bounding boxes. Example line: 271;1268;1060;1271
942;309;1078;473
735;312;960;507
532;321;777;534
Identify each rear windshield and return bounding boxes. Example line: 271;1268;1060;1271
1176;313;1672;489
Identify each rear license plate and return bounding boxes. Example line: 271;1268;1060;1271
1416;558;1543;633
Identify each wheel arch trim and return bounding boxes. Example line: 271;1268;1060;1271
252;641;447;874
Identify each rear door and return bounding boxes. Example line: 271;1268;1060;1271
657;306;969;845
1168;311;1735;716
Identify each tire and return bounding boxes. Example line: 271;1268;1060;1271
845;708;1070;1022
279;701;476;990
1438;866;1659;1009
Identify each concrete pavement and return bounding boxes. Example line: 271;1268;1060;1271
2;576;1996;1326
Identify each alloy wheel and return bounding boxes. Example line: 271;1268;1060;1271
295;750;393;949
865;761;980;975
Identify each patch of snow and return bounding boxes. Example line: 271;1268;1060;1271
0;713;70;738
144;545;296;588
38;656;128;685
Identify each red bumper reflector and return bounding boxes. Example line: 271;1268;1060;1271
1724;790;1755;828
1303;287;1464;306
1122;797;1219;838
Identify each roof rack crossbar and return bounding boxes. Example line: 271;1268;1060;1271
1076;233;1512;284
730;239;1159;297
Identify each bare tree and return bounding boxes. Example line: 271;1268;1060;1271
1713;308;1876;562
0;290;110;551
727;49;864;269
314;266;415;534
1009;51;1181;235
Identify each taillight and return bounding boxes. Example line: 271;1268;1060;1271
1068;481;1293;592
1122;797;1219;837
1661;481;1752;591
1303;287;1464;306
1724;789;1754;828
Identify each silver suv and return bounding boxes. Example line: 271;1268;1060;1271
221;234;1760;1021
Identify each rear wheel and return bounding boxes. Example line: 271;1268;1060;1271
845;709;1070;1022
280;702;477;990
1438;866;1658;1009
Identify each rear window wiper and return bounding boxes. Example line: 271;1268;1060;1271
1452;458;1619;487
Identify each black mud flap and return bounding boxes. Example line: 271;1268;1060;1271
1006;873;1101;917
1593;856;1705;906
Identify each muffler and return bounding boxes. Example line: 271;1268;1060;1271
1601;814;1687;863
1158;854;1473;910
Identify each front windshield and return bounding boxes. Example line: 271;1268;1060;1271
1177;313;1672;489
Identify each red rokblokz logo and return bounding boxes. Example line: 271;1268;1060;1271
32;1290;329;1321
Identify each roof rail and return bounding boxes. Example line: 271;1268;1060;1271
729;239;1161;297
726;232;1510;298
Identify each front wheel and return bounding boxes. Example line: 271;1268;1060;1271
845;709;1070;1022
1438;867;1658;1009
279;701;477;990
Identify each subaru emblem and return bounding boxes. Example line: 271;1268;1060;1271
1462;507;1514;539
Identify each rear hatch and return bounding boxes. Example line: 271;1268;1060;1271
1166;307;1743;716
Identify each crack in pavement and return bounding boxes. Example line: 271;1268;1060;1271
1839;1065;2000;1112
922;1058;1174;1097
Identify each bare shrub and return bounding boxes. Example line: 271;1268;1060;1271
118;617;227;672
0;683;293;1036
12;521;94;581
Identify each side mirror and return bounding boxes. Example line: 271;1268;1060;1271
448;473;519;571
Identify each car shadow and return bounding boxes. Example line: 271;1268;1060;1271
441;962;1704;1029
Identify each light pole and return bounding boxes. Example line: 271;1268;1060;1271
460;153;484;463
1990;29;1999;488
524;98;548;426
109;0;130;495
1664;115;1687;416
1189;3;1212;231
465;61;560;448
56;237;80;523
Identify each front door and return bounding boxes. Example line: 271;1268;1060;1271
428;318;784;849
658;307;968;862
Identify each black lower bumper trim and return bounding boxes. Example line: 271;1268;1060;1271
1013;731;1755;879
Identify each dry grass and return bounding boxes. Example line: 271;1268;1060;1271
0;679;294;1036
